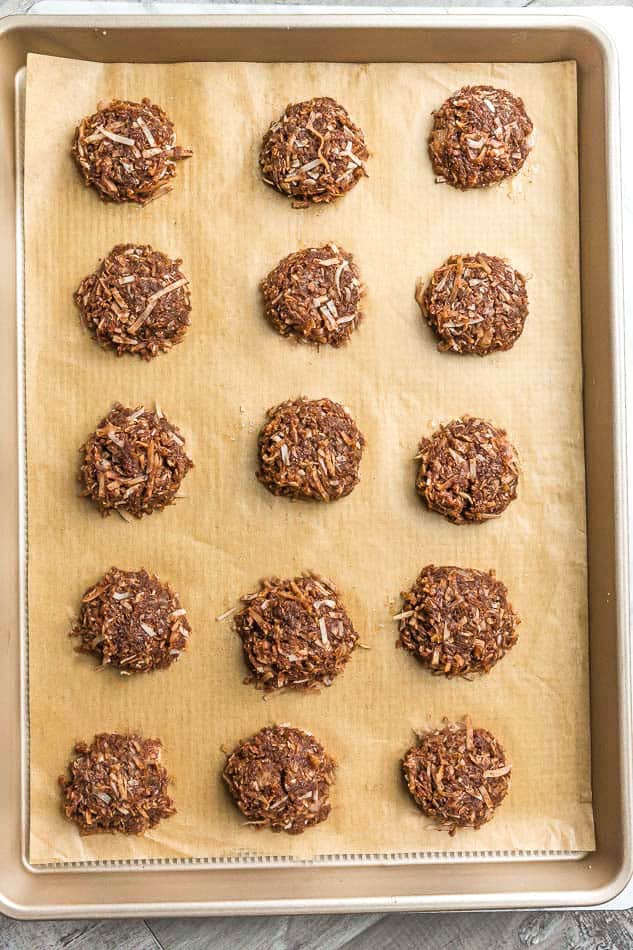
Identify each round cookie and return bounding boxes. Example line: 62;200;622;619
79;403;193;518
223;725;335;834
402;718;511;834
74;244;191;359
261;244;363;347
259;97;369;207
397;565;519;676
59;733;176;835
428;85;533;190
257;397;365;502
71;567;191;673
417;253;528;355
235;573;358;691
72;98;192;204
416;416;519;524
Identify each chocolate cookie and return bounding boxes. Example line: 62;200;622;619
235;573;358;691
71;567;191;673
417;253;528;355
429;85;533;189
72;98;192;204
260;97;368;207
223;725;335;834
261;244;363;347
397;565;519;676
416;416;519;524
257;397;364;501
402;718;511;834
79;403;193;518
75;244;191;359
59;733;176;835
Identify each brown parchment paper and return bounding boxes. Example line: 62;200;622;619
24;52;593;865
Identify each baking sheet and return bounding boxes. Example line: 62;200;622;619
24;52;593;865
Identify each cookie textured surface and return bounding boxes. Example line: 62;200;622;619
261;244;363;347
72;98;192;204
429;85;533;189
416;416;519;524
71;567;191;673
259;97;368;206
417;253;528;355
397;565;519;676
402;719;511;834
80;403;193;518
257;397;364;501
59;733;176;835
223;725;335;834
235;574;358;691
75;244;191;359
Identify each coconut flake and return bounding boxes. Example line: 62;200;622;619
98;126;135;147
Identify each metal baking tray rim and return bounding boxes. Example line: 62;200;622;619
0;8;627;32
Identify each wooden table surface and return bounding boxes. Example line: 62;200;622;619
3;0;632;945
1;908;633;949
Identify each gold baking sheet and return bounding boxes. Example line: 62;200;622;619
24;52;592;865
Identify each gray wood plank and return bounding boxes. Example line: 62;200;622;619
2;909;633;950
147;910;633;950
340;910;633;950
0;918;159;950
348;910;633;950
556;910;633;949
148;912;383;950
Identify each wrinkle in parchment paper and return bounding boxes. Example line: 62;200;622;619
24;53;593;865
